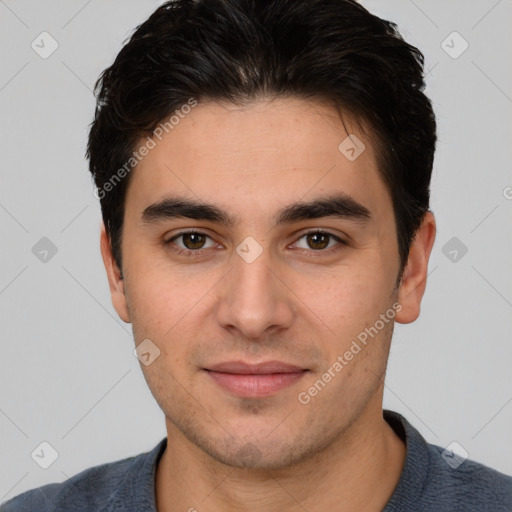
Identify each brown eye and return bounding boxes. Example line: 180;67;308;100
165;231;218;258
181;232;207;250
306;232;331;250
293;231;344;254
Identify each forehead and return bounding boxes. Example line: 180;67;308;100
125;98;391;222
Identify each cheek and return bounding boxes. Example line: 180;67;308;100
300;266;391;333
125;260;220;346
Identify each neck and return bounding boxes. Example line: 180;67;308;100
155;400;406;512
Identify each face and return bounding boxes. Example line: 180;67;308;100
102;97;432;470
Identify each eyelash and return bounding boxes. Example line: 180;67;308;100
164;229;346;258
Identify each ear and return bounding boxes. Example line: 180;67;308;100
100;224;131;323
395;211;436;324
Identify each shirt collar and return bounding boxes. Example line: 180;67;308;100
106;411;429;511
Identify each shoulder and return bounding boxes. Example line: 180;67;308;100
384;410;512;511
1;456;136;512
424;442;512;510
1;440;166;512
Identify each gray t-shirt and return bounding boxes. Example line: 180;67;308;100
2;410;511;511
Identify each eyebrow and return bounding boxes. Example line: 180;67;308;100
141;193;372;227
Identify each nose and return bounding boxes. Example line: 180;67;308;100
216;247;295;340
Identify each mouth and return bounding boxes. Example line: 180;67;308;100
203;360;309;398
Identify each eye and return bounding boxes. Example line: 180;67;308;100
165;231;217;253
164;229;345;259
293;230;344;252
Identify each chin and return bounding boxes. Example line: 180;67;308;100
182;423;334;471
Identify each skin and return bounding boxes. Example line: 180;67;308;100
100;97;436;511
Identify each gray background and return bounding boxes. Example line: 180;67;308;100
1;0;511;502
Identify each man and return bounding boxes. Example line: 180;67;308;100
3;0;511;510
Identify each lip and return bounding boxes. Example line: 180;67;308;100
204;360;308;398
207;360;305;374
